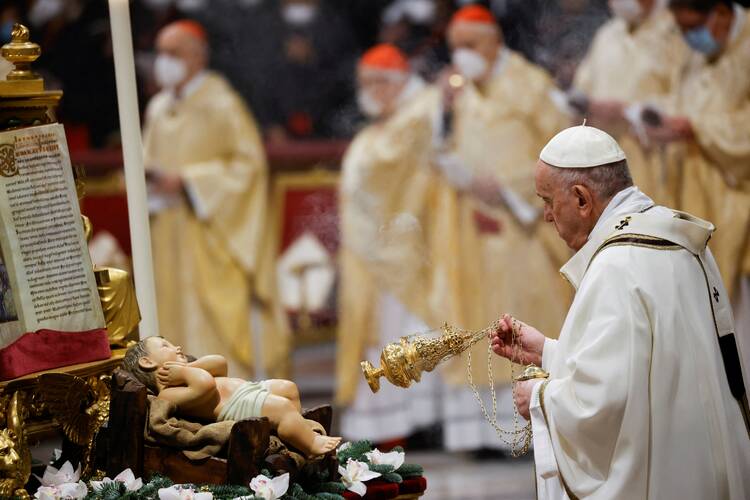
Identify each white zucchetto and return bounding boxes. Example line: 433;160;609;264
540;125;626;168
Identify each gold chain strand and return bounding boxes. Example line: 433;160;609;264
465;319;532;456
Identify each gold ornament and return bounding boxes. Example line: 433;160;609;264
36;373;111;476
361;318;549;456
0;392;31;500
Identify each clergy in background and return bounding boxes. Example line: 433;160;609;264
647;0;749;343
336;44;442;444
143;20;289;379
432;5;572;453
492;125;750;500
572;0;687;204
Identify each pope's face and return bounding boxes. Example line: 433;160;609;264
535;161;593;251
143;336;187;367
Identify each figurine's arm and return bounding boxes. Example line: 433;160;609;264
157;363;219;412
188;355;228;377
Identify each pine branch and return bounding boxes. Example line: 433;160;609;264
395;463;424;478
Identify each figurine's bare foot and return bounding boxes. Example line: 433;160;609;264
304;418;325;435
309;435;341;456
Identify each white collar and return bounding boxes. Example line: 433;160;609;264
729;3;746;44
170;70;207;101
561;186;654;288
589;186;653;239
397;75;425;106
491;47;510;78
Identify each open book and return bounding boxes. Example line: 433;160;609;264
0;124;106;374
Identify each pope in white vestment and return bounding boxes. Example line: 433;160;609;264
492;125;750;499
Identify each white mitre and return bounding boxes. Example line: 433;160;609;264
540;124;626;168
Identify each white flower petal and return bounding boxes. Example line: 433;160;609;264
57;481;88;499
250;474;273;495
114;468;136;484
91;478;114;491
34;486;58;500
358;469;382;482
347;480;367;497
194;493;214;500
127;477;144;491
271;473;289;498
158;486;183;500
40;465;60;486
59;462;75;478
366;449;405;470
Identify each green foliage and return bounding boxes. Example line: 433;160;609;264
85;481;127;499
132;474;173;498
287;482;319;500
75;438;422;500
367;463;395;475
312;493;345;500
380;472;403;484
310;482;346;495
395;463;424;478
336;440;373;464
208;483;255;499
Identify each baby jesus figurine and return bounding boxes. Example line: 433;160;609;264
122;337;341;456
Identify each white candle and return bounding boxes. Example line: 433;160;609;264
108;0;159;338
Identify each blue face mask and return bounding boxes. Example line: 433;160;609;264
0;21;13;44
684;25;720;56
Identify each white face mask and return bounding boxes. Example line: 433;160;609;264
452;48;488;81
283;4;317;26
176;0;208;12
403;0;436;25
357;90;384;118
28;0;65;27
154;54;188;90
609;0;643;23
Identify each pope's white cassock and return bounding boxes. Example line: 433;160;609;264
530;127;750;499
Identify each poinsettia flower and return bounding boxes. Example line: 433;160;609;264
158;485;213;500
338;458;381;497
33;485;58;500
91;468;143;492
33;481;88;499
35;461;81;486
249;472;289;500
365;449;405;470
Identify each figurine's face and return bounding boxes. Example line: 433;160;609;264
139;337;187;370
0;429;20;472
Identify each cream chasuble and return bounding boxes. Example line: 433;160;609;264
335;85;441;408
531;187;750;500
436;49;573;388
664;6;750;298
573;9;687;205
143;72;289;379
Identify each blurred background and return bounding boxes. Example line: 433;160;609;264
4;0;749;498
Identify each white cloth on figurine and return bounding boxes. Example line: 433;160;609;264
532;187;750;499
340;292;441;442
